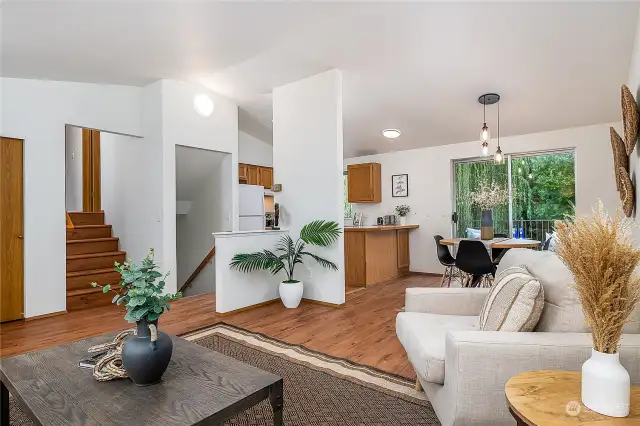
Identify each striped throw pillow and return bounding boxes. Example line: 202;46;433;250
479;265;545;332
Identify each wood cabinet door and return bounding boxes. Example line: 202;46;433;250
247;165;259;185
347;163;381;203
260;167;273;189
397;229;410;269
239;163;248;182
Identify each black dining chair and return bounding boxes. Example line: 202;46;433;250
434;235;463;287
455;240;497;288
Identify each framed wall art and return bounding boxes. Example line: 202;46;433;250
392;174;408;197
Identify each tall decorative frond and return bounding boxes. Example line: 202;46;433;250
229;250;284;275
555;200;640;354
301;251;338;271
300;220;341;246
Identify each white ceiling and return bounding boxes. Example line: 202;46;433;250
175;145;227;201
2;1;638;157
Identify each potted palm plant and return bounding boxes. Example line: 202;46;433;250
230;220;341;308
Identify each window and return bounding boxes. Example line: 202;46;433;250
343;172;353;218
453;150;575;242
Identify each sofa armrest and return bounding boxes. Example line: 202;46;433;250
404;288;490;315
437;331;640;426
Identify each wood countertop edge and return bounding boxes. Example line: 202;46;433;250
344;225;419;232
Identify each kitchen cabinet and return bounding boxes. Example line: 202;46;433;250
239;163;274;188
239;164;248;182
259;166;273;189
347;162;381;203
396;229;410;270
247;165;259;185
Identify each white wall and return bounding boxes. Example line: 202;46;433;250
64;125;83;212
214;230;289;313
346;123;621;274
272;70;345;304
100;131;156;263
238;130;273;166
628;8;640;235
0;77;143;318
160;80;239;293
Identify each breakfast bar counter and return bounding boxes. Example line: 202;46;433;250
344;225;419;288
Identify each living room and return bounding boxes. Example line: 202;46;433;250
1;1;640;425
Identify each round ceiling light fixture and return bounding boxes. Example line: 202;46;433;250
382;129;401;139
194;94;214;117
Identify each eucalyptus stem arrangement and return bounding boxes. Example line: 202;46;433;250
555;201;640;354
395;205;411;217
91;249;182;323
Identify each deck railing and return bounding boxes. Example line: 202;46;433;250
457;219;556;244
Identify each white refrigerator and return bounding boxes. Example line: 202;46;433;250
239;184;265;231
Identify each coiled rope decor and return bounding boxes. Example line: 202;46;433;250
87;328;135;381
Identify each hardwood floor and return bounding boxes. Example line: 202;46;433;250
0;274;439;378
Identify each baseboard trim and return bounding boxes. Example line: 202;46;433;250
216;298;280;316
302;298;345;308
25;310;67;321
409;271;443;277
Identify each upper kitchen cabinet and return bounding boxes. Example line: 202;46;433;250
347;162;381;203
247;165;259;185
239;163;248;183
259;166;273;189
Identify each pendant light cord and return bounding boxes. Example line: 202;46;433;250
497;102;500;148
483;97;486;124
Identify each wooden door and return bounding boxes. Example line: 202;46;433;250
259;167;273;189
397;229;410;270
82;129;101;212
0;137;24;322
247;165;259;186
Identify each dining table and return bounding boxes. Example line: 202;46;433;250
439;237;541;249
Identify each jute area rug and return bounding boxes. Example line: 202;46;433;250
10;323;440;425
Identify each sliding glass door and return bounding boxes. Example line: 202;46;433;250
453;149;575;242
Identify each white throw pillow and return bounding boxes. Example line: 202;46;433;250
479;265;545;332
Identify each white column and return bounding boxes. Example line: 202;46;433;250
272;69;345;304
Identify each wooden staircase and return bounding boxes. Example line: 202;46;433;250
66;212;125;311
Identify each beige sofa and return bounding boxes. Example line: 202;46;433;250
396;248;640;426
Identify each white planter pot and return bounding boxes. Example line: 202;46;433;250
582;348;630;417
399;216;407;226
279;281;303;309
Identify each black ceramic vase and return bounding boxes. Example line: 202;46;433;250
122;317;173;386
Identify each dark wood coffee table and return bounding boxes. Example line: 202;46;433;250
1;333;283;425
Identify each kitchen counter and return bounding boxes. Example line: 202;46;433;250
344;225;419;232
344;225;419;288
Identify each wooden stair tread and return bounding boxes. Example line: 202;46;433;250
71;225;111;229
66;237;118;245
66;268;117;278
66;251;125;260
67;286;120;297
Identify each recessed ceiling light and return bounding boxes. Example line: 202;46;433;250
194;94;214;117
382;129;401;139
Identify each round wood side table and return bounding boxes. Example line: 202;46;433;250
505;370;640;425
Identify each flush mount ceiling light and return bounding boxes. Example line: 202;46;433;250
193;94;214;117
478;93;500;156
382;129;401;139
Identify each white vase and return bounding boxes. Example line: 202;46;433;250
279;281;303;308
399;216;407;226
582;348;630;417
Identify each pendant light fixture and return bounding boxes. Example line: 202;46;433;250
478;93;499;156
494;100;504;164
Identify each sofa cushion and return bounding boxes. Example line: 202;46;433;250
496;249;640;333
479;266;544;332
395;312;479;385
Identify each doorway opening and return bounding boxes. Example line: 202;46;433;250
175;145;232;297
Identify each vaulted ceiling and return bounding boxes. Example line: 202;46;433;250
2;1;638;157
